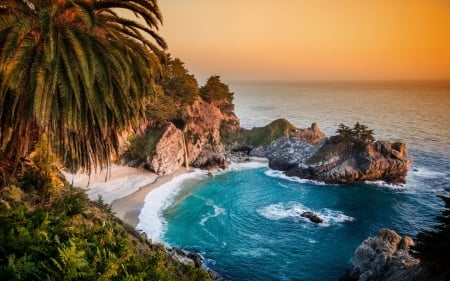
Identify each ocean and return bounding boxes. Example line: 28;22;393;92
137;81;450;281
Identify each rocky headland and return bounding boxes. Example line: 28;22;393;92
118;92;414;280
251;133;412;185
123;99;412;185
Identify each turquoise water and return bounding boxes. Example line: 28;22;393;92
139;81;450;281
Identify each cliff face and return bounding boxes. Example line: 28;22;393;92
255;134;412;185
183;100;238;170
340;229;430;281
146;122;186;175
123;100;240;175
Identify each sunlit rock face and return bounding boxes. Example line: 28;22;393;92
123;100;240;175
340;228;429;281
253;132;412;185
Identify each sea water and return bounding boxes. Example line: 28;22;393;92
137;81;450;281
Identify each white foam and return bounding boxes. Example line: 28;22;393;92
257;202;354;226
319;208;355;226
364;180;406;190
402;166;447;192
409;166;446;179
200;203;226;226
264;169;327;186
277;182;290;188
227;160;268;171
137;170;206;242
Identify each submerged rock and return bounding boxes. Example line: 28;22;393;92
300;211;324;224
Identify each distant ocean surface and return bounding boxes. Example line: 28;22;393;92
138;81;450;281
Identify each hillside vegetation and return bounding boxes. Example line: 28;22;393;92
0;145;211;281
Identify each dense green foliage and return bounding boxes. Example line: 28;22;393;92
200;75;234;105
305;122;375;165
161;58;201;105
335;122;375;145
148;58;201;122
413;190;450;272
0;168;211;281
238;118;298;147
0;0;166;182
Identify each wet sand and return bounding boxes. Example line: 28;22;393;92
111;168;188;227
63;165;188;227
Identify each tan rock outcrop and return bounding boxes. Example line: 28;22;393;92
340;229;429;281
147;123;185;175
123;99;240;175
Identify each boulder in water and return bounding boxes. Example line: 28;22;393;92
300;211;324;224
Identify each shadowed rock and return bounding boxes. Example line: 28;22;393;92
300;211;324;223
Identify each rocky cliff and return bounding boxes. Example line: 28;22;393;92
123;99;240;175
340;229;431;281
252;132;412;185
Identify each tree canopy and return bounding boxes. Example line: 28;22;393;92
147;57;200;121
200;75;234;103
0;0;166;181
336;122;375;144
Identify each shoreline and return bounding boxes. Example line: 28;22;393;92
62;165;191;228
65;159;269;238
112;168;189;227
111;159;269;232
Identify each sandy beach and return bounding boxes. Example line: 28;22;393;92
63;165;189;227
63;159;268;231
111;168;188;227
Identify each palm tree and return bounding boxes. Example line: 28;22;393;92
0;0;166;183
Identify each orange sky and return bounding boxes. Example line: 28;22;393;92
158;0;450;82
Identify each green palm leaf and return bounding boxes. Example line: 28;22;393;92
0;0;166;181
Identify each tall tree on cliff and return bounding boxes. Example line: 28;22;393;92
200;75;233;103
148;57;200;121
0;0;166;183
200;75;235;115
413;189;450;273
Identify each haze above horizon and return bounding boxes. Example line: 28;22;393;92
158;1;450;84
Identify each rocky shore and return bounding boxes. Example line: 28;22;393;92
122;94;412;185
115;97;415;280
251;136;412;185
340;229;431;281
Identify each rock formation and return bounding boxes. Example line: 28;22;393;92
340;229;430;281
182;100;236;170
144;122;185;175
123;100;240;175
253;134;412;185
300;211;324;223
233;119;325;149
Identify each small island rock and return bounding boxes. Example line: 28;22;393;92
300;211;324;223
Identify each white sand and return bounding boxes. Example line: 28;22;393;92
62;165;188;227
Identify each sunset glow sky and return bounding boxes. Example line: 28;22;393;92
158;1;450;82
